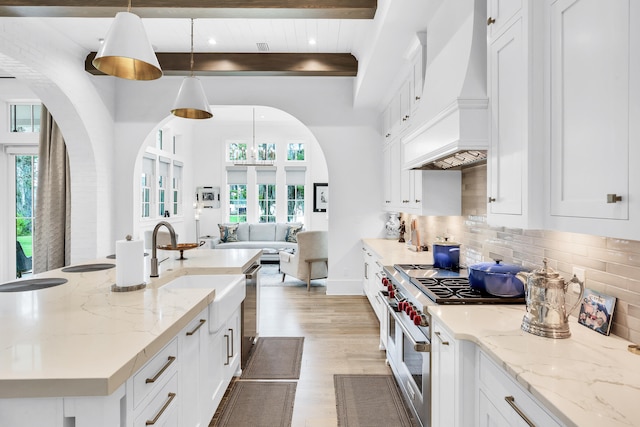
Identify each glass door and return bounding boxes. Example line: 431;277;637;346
15;155;37;278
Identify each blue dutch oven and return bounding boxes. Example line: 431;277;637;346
468;259;530;297
432;239;460;270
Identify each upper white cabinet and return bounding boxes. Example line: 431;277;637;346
546;0;639;239
382;138;401;208
486;0;544;229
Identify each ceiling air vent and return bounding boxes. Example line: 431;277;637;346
256;42;270;52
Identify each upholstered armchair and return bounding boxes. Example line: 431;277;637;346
279;231;328;291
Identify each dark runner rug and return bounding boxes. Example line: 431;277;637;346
214;381;297;427
242;337;304;380
334;374;415;427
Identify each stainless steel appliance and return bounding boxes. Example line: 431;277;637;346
378;263;525;427
241;262;261;368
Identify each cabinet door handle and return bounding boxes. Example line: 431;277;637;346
224;334;230;365
145;392;176;425
607;193;622;203
145;356;176;384
487;16;496;25
434;331;449;346
415;96;421;101
186;319;206;336
227;328;234;360
488;196;496;203
504;396;535;427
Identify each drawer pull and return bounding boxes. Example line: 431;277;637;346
505;396;535;427
145;392;176;425
434;331;449;346
224;334;230;365
186;319;206;336
145;356;176;384
228;328;234;359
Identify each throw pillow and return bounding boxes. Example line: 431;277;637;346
285;224;303;243
218;223;239;243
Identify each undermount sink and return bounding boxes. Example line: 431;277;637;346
163;274;245;331
61;263;115;273
0;278;68;292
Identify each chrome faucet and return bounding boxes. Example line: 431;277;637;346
150;221;177;277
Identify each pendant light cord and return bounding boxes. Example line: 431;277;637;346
190;18;195;77
127;0;131;12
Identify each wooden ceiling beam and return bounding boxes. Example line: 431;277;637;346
0;0;376;19
85;52;358;76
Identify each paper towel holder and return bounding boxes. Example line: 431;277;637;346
112;234;147;292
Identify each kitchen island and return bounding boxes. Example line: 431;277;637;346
363;238;640;427
0;248;261;426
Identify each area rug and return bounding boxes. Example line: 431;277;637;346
214;381;297;427
260;263;326;287
242;337;304;380
334;374;416;427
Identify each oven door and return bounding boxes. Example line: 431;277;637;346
379;292;431;427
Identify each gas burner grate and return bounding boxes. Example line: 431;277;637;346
439;278;471;287
396;264;435;270
414;278;439;286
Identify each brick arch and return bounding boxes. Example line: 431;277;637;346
0;20;116;261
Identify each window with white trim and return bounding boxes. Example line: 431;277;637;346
227;167;247;223
10;104;41;133
286;166;306;222
158;158;170;216
257;167;277;223
141;155;155;218
172;162;183;216
286;142;305;161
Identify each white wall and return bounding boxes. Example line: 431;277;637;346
112;76;384;294
0;21;386;293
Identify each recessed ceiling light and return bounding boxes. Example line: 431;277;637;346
308;38;316;45
208;38;217;45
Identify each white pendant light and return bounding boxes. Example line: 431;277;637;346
171;19;213;120
92;1;162;81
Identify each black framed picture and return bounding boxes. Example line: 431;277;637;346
313;183;328;212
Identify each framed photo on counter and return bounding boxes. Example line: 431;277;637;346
313;183;328;212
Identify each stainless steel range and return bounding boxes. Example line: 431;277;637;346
378;263;524;427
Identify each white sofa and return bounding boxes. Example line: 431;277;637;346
209;223;301;262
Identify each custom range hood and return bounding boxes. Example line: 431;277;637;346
402;0;488;171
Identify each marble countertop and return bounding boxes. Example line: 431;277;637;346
430;305;640;427
362;238;639;427
362;238;434;265
0;248;261;399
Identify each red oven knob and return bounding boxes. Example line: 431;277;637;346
414;314;423;326
389;290;395;298
382;277;389;286
409;309;417;320
398;301;406;311
405;304;413;315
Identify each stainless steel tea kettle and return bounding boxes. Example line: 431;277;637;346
516;259;584;339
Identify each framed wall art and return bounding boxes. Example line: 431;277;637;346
313;183;328;212
196;186;220;209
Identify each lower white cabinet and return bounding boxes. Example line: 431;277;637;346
476;349;563;427
429;317;563;427
361;244;387;349
430;323;456;427
178;308;208;427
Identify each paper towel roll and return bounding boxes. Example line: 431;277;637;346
116;237;145;287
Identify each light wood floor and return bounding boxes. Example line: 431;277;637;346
256;284;391;427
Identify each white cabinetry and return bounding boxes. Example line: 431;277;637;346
546;0;639;240
477;349;563;427
430;323;456;427
429;317;475;427
361;244;386;349
178;309;208;427
486;0;544;229
380;38;425;213
429;317;562;427
129;338;180;427
383;138;401;209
